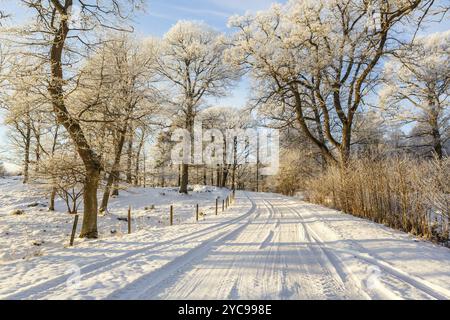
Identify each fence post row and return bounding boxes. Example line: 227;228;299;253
85;193;236;239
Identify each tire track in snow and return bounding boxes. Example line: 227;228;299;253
285;201;400;299
222;198;276;300
3;193;256;300
105;195;260;299
129;196;273;299
265;199;356;299
284;199;450;300
243;199;286;299
130;196;288;300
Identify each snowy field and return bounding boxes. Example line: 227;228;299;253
1;177;450;300
0;177;230;262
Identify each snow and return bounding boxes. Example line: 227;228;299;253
0;177;229;263
0;162;21;176
1;178;450;300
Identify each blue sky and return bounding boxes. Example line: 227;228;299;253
131;0;288;109
135;0;282;35
0;0;448;156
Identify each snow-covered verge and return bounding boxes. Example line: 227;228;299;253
0;177;230;262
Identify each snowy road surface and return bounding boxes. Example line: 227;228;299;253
2;191;450;300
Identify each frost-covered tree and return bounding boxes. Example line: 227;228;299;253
80;35;161;213
227;0;436;167
156;21;240;193
1;57;50;183
381;30;450;158
5;0;144;238
153;130;176;187
351;111;387;157
201;106;252;188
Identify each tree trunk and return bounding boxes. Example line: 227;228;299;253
49;125;59;211
143;149;146;188
112;178;119;196
216;165;221;187
232;137;237;191
179;163;189;193
134;131;145;186
431;125;443;159
34;126;41;173
100;170;118;212
100;127;127;212
179;108;193;194
23;120;31;184
429;101;443;159
221;137;228;188
126;131;133;184
221;166;229;188
80;168;100;238
49;187;57;211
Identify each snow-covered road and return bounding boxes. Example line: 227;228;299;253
2;191;450;300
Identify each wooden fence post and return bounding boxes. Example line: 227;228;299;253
170;205;173;226
215;198;218;215
128;205;132;234
69;214;79;246
196;204;199;222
